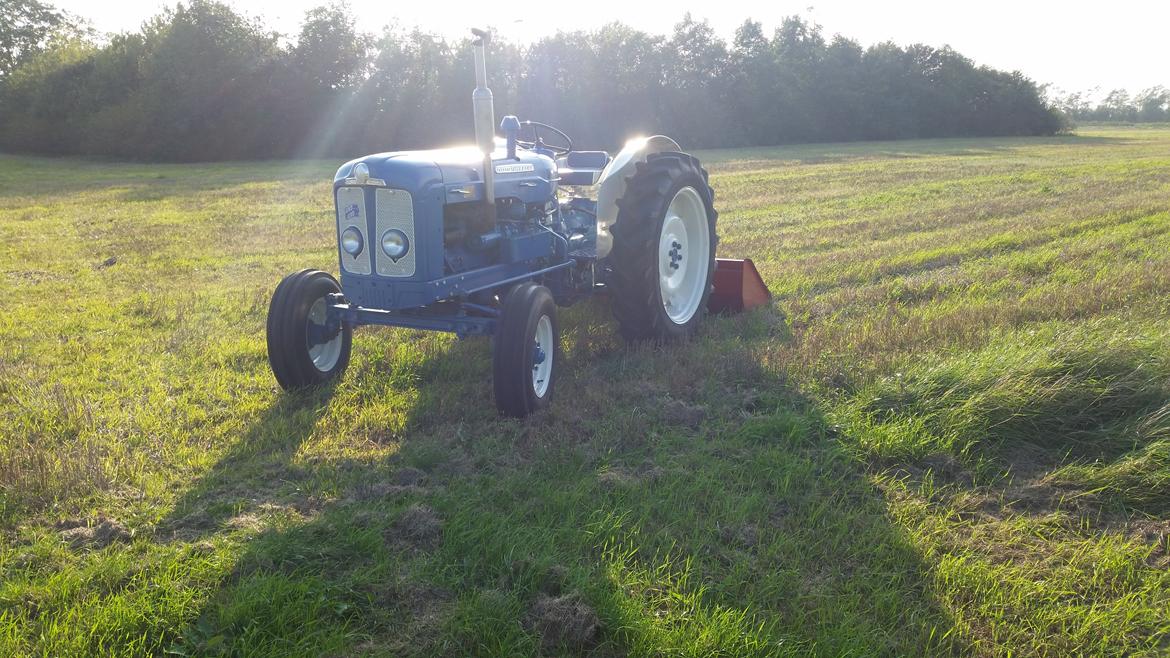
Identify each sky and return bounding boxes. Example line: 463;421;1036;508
52;0;1168;99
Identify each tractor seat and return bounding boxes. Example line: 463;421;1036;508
557;151;610;186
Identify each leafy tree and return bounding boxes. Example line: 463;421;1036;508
1135;86;1169;122
661;14;729;147
727;19;775;145
1052;86;1167;124
0;0;73;77
295;7;370;91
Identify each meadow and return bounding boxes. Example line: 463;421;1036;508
1;125;1168;656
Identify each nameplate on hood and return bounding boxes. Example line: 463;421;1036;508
494;163;535;174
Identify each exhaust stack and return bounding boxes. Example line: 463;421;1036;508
471;28;496;224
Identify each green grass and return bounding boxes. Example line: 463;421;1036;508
1;125;1168;657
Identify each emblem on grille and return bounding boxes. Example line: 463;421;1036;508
344;203;360;220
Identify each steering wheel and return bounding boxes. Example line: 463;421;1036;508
516;121;573;155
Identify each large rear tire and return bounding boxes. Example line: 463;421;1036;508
608;152;718;342
267;269;352;390
493;282;559;417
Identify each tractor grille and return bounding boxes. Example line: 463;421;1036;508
374;188;416;277
336;186;371;275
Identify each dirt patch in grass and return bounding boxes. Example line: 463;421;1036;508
598;462;665;489
377;578;453;620
392;466;428;487
4;269;63;284
524;591;600;651
349;481;428;502
1128;519;1170;568
920;452;974;483
660;397;708;428
719;522;761;549
880;452;977;488
352;578;456;654
998;480;1097;518
993;440;1060;482
57;517;131;549
226;513;266;532
387;504;443;551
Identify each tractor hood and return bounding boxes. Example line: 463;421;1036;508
334;143;556;199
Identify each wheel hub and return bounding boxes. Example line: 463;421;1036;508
668;240;684;270
306;297;344;372
531;314;553;397
657;187;710;325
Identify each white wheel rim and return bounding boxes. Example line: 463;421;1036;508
532;314;553;397
307;297;342;372
659;186;710;325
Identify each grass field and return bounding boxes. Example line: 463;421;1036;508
1;125;1168;657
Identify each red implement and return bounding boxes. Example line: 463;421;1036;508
708;258;772;314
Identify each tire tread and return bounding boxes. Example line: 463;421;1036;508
609;152;719;342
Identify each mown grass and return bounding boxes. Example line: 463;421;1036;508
1;126;1168;657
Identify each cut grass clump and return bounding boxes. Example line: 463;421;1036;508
841;320;1170;470
1049;416;1170;514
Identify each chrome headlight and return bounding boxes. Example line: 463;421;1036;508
340;227;364;256
381;229;409;261
352;162;370;184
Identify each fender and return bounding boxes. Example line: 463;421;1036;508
595;135;682;259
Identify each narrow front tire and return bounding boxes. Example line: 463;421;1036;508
493;282;559;417
266;269;352;390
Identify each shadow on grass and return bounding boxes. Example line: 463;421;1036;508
158;384;340;543
163;308;970;656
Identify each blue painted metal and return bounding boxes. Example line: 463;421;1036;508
557;169;597;186
500;115;521;159
461;259;575;295
460;302;500;317
341;259;574;310
329;133;608;338
330;302;497;338
501;228;554;263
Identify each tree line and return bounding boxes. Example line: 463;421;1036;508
1052;88;1170;124
0;0;1066;162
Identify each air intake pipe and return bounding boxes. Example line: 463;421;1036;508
471;28;496;227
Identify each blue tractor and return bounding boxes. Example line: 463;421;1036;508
267;29;765;416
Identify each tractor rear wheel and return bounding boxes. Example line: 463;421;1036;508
267;269;352;390
609;152;718;342
493;282;559;417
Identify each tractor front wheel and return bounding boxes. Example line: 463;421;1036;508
493;282;559;417
609;152;718;342
266;269;352;390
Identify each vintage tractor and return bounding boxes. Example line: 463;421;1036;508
266;29;770;417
